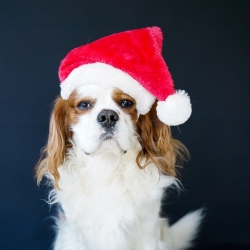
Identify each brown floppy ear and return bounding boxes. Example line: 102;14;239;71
136;102;189;177
36;97;72;189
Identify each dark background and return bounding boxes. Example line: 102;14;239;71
1;0;250;249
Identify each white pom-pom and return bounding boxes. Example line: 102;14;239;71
156;90;192;126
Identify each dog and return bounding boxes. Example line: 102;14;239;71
36;27;202;250
36;84;202;250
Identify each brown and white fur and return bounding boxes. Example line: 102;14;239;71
36;84;202;250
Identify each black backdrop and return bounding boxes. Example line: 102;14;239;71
1;0;250;249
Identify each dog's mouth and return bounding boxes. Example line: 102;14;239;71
81;131;116;155
85;130;126;155
82;127;130;156
100;129;115;141
100;134;113;141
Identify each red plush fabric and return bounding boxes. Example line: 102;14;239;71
59;27;175;101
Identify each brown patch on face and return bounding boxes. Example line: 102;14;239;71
67;91;96;124
112;88;138;123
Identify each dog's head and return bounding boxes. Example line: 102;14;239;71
36;28;193;188
36;84;188;189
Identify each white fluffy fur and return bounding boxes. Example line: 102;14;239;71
157;90;192;126
45;85;201;249
169;210;203;250
52;147;176;250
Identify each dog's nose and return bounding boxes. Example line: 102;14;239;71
97;110;119;128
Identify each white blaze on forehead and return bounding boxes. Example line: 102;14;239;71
75;85;120;112
60;62;155;115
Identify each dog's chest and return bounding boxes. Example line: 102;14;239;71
53;154;172;249
56;155;165;225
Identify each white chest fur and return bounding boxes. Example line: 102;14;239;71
51;148;175;250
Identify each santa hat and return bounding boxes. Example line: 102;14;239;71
59;27;191;126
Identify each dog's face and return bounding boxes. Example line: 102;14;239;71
68;84;139;155
36;84;187;189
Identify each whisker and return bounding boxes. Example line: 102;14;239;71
133;131;143;144
176;126;182;134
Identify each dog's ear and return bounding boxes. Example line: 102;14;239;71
36;97;72;189
136;102;189;177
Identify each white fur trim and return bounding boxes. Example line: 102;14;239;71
60;62;155;115
156;90;192;126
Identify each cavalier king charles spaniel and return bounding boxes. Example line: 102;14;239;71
36;84;202;250
36;26;202;250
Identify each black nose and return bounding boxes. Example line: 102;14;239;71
97;110;119;128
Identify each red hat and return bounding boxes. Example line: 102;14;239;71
59;27;191;126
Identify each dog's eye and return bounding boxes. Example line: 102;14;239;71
120;100;134;108
77;101;92;110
